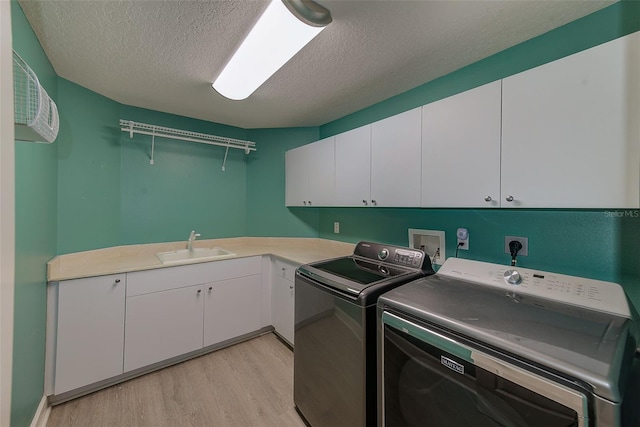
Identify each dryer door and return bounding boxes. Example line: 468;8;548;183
381;312;590;427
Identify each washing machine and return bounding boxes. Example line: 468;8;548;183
378;257;640;427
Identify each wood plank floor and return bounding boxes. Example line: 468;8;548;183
47;333;306;427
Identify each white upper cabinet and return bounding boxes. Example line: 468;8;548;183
334;125;372;207
285;145;309;207
371;107;422;207
501;32;640;208
286;32;639;210
307;137;335;206
285;137;335;207
421;81;502;208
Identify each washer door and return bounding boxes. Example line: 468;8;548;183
381;312;590;427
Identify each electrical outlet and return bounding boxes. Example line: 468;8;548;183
504;236;528;256
334;222;340;234
457;228;469;250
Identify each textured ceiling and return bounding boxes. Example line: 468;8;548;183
19;0;613;129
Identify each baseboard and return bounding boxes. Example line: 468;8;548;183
30;395;51;427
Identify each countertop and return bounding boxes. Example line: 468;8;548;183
47;237;356;282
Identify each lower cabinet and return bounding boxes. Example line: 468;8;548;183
53;274;126;395
204;274;262;346
124;284;204;372
48;254;295;398
271;258;297;346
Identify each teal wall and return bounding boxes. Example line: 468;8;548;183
119;106;249;245
246;127;319;237
315;1;640;310
56;79;121;254
56;87;251;254
11;2;58;426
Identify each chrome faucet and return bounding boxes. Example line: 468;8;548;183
187;230;201;250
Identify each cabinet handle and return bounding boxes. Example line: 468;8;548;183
371;200;377;206
484;196;492;202
282;267;286;271
197;289;202;294
208;286;213;291
303;201;307;206
289;285;294;290
114;279;121;284
362;200;368;206
505;195;514;202
308;200;312;206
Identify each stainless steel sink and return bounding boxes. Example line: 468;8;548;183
156;247;236;264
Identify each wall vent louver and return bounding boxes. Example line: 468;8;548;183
12;50;59;143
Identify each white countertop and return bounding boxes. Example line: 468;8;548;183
48;237;356;282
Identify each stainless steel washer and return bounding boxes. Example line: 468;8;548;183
378;258;640;427
294;241;434;427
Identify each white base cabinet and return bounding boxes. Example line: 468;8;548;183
124;284;204;372
204;274;262;346
48;256;267;399
271;258;297;346
53;274;125;395
124;256;263;372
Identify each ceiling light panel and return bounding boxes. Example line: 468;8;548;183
212;0;329;101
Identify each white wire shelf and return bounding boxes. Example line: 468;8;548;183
13;50;59;143
120;120;256;170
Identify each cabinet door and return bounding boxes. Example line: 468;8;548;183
203;275;262;347
124;285;204;372
55;274;125;394
371;108;422;207
335;125;372;207
285;145;309;207
421;81;502;207
307;137;335;206
502;32;640;208
271;259;296;345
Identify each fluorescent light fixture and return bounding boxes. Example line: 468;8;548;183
212;0;332;100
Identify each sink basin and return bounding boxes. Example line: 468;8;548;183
156;247;236;264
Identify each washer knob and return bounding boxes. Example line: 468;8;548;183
378;248;389;260
504;270;522;285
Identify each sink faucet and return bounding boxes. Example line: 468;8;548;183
187;230;201;251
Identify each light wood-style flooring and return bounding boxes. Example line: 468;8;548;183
47;333;306;427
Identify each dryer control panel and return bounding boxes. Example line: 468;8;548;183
437;258;631;318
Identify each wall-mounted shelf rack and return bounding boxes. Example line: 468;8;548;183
14;50;59;143
119;120;256;170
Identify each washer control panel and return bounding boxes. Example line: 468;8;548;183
437;258;631;318
354;241;427;270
